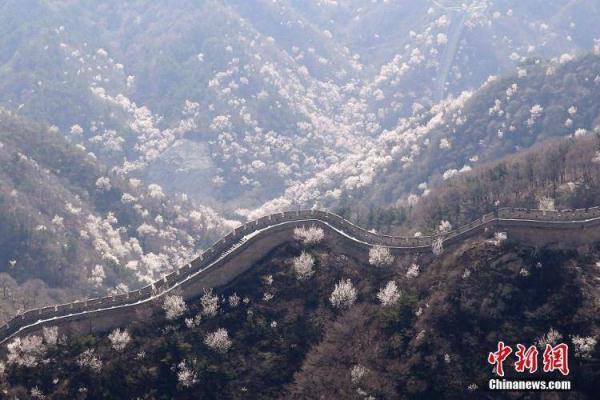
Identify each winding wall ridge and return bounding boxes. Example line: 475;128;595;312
3;206;600;345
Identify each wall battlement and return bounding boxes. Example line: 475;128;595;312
2;206;600;346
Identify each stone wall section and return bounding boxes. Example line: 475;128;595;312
2;207;600;345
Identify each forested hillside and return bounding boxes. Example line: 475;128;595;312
0;109;236;322
2;0;600;214
3;2;600;398
2;0;599;295
324;53;600;218
3;228;599;398
412;135;600;231
350;134;600;237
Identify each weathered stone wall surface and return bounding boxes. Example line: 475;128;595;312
3;207;600;346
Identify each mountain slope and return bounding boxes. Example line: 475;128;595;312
349;133;600;238
287;52;600;218
2;229;599;398
2;1;600;214
0;109;236;322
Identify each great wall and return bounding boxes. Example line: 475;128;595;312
3;205;600;347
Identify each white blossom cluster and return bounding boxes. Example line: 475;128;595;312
77;349;103;372
48;3;597;232
245;92;474;219
35;5;600;312
377;281;401;306
571;336;597;359
204;328;232;353
6;335;46;367
163;294;188;320
108;328;131;352
75;180;237;285
292;252;315;280
293;225;325;245
330;279;357;309
368;245;394;267
48;41;244;288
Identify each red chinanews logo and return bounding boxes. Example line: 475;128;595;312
488;342;569;377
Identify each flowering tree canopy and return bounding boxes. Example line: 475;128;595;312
368;245;394;267
163;294;188;320
292;251;315;280
108;329;132;352
377;281;401;306
293;225;325;245
204;328;232;353
330;279;357;309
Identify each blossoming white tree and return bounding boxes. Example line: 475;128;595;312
368;245;394;267
108;329;131;352
89;264;106;287
377;281;401;306
292;252;315;280
70;124;84;135
77;349;103;372
293;225;324;245
42;326;59;346
406;263;420;279
467;383;478;391
147;183;165;200
330;279;357;309
527;104;544;126
536;328;562;348
204;328;232;353
491;232;508;246
6;335;46;367
30;387;45;399
228;293;240;307
200;289;219;317
163;294;187;320
350;364;367;385
438;220;452;233
95;176;112;191
185;314;202;329
572;336;597;359
177;360;198;387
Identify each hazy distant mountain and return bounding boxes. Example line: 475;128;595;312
1;0;600;215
